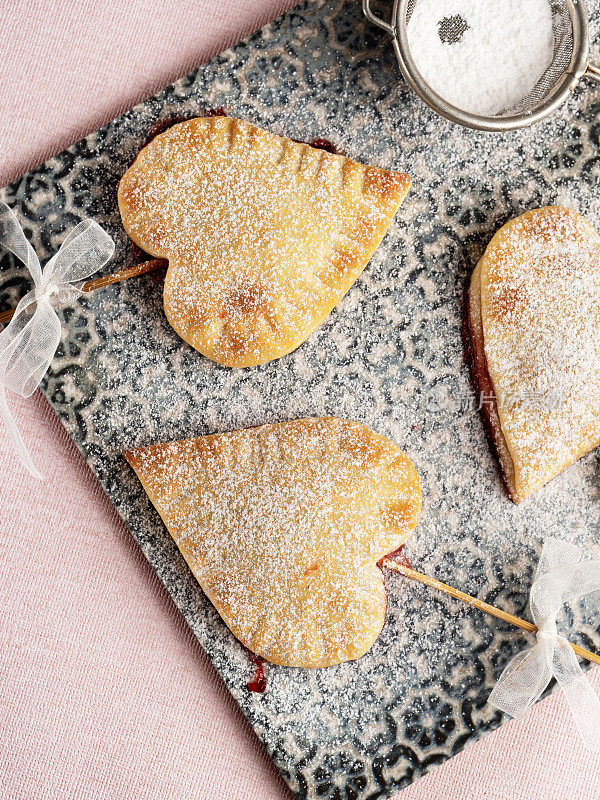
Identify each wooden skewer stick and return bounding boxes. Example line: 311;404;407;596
80;258;167;293
382;558;600;668
0;306;18;324
0;257;168;326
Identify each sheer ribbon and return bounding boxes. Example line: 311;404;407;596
489;538;600;751
0;200;114;478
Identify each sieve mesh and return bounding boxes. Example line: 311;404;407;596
402;0;575;118
510;0;573;114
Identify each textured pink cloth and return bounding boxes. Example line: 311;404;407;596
1;2;600;798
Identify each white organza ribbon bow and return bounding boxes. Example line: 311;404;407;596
489;537;600;750
0;200;114;478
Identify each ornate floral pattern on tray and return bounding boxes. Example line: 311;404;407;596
2;1;600;797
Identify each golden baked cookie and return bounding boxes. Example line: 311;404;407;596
125;417;421;667
118;116;411;367
468;206;600;503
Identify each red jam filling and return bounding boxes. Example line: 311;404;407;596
247;654;267;693
378;544;414;572
307;138;340;155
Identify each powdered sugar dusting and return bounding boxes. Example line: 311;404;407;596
125;417;421;667
480;207;600;499
118;116;410;367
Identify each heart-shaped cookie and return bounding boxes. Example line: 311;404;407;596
468;206;600;502
125;417;421;667
118;116;410;367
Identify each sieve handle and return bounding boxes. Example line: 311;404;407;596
584;63;600;84
362;0;394;36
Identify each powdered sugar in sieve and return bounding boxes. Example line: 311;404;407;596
406;0;558;116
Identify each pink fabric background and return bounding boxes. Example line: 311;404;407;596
1;1;600;797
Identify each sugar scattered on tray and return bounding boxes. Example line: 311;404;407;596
407;0;555;116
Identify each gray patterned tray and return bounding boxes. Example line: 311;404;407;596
2;2;600;797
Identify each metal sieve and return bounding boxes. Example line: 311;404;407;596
363;0;600;131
